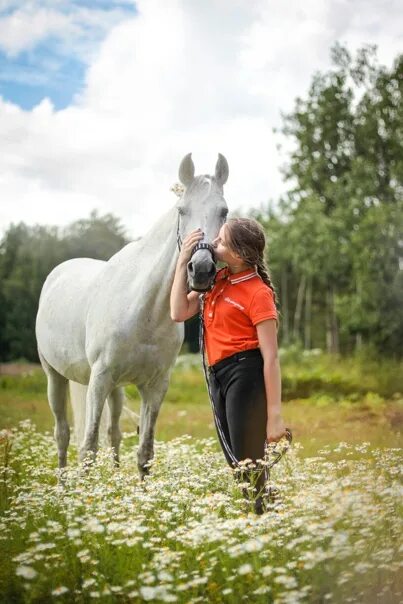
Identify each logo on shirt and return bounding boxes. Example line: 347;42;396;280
224;296;245;311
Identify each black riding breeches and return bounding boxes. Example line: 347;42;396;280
207;348;268;496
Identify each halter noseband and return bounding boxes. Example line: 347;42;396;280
190;241;216;260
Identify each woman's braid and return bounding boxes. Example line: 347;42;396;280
256;258;279;308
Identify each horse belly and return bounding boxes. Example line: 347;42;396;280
90;318;184;387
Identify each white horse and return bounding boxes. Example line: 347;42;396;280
35;153;229;479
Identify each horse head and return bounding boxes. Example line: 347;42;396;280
177;152;229;292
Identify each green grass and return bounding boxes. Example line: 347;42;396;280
0;349;402;457
279;345;403;400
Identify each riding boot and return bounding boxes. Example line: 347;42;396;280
254;496;265;515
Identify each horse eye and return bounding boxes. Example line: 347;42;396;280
220;208;228;219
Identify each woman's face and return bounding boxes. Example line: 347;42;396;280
212;224;240;264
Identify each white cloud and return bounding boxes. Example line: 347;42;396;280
0;0;402;239
0;1;135;59
0;8;70;55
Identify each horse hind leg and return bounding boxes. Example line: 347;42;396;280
107;387;124;466
40;355;70;470
137;375;169;481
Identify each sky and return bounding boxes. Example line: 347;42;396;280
0;0;401;239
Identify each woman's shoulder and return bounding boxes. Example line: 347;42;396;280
250;281;275;299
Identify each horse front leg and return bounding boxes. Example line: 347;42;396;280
80;365;113;464
137;375;169;481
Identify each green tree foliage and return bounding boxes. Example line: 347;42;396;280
63;210;128;260
258;44;402;357
0;212;128;362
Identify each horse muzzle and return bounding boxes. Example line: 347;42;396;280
187;243;216;292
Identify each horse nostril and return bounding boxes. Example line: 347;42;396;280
187;261;194;275
208;264;216;277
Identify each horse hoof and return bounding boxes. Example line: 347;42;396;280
57;468;68;487
138;464;150;481
79;449;96;468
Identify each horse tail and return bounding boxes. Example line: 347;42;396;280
122;403;140;427
68;381;110;448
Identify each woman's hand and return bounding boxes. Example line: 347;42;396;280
266;413;287;444
179;228;204;264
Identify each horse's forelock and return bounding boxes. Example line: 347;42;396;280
185;174;219;198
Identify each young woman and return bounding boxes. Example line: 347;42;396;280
170;218;288;514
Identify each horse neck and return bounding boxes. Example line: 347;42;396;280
119;207;180;315
144;207;180;285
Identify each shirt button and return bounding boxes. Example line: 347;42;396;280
209;312;213;317
212;301;215;305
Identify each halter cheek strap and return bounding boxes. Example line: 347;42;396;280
176;212;216;261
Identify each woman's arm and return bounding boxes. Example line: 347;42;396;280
170;229;204;322
256;319;287;443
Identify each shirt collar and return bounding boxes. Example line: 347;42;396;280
226;266;258;285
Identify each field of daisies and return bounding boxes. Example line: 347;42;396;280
1;350;402;603
1;419;401;603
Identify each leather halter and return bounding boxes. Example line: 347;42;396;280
176;211;216;292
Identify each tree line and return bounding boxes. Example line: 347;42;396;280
0;212;129;361
0;45;401;361
254;44;402;358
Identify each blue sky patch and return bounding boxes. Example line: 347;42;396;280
0;46;86;110
0;1;137;110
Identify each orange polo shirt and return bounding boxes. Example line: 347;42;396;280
202;267;278;366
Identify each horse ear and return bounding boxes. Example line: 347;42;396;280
179;153;195;187
215;153;229;186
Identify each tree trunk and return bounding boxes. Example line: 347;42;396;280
354;276;362;352
293;274;306;343
281;267;289;344
325;288;332;353
331;285;340;354
304;275;312;350
355;333;363;350
326;286;340;354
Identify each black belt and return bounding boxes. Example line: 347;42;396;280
209;348;262;374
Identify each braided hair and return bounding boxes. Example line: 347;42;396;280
225;218;280;325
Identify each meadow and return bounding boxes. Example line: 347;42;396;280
0;347;402;603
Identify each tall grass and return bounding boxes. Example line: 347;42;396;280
1;347;402;417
